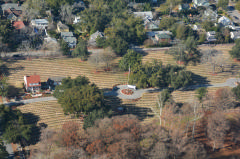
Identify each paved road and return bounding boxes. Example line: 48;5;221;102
104;78;240;100
4;96;57;106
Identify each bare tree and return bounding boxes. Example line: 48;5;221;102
214;88;236;110
182;140;208;159
60;4;74;24
201;48;225;74
88;47;116;71
207;111;230;151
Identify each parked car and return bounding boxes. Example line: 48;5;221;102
12;54;25;60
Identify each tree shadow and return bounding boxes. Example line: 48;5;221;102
22;113;47;146
104;95;154;121
191;72;210;85
0;62;24;77
7;85;24;98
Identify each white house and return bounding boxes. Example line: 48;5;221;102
73;16;81;24
230;31;240;40
206;31;217;42
218;16;233;27
31;19;49;29
24;75;41;92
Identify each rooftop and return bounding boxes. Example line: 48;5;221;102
13;21;25;29
57;21;69;30
1;3;22;11
61;32;74;37
25;75;41;87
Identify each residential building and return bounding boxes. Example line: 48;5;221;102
218;16;233;26
193;0;209;7
88;31;104;46
13;21;25;30
133;11;153;20
178;4;190;11
146;31;172;39
230;31;240;40
145;22;159;30
24;75;41;92
73;16;81;24
47;76;66;89
203;8;218;22
57;21;69;33
60;32;77;48
31;19;49;29
1;3;22;16
155;33;171;43
206;31;217;42
61;32;74;38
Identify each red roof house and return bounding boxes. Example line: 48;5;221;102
24;75;41;92
13;21;25;30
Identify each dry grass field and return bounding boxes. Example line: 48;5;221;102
5;44;239;133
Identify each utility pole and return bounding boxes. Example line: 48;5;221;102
127;65;130;85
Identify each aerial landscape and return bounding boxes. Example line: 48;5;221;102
1;0;240;158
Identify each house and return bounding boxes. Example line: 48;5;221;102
193;24;202;30
133;11;153;20
218;16;233;27
146;31;172;39
13;21;25;30
57;21;69;33
24;75;41;92
155;33;171;43
31;19;49;29
73;16;81;24
60;32;77;48
145;22;159;30
47;76;66;89
178;4;190;11
61;32;74;38
1;3;22;16
206;31;217;42
193;0;209;7
203;8;218;22
88;31;104;46
230;31;240;40
63;36;77;48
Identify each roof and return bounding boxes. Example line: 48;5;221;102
31;19;49;24
48;77;66;82
1;3;22;11
133;11;153;19
25;75;41;87
13;21;25;29
89;31;104;41
207;31;216;35
193;0;209;6
156;34;171;39
63;36;77;43
61;32;74;37
57;21;69;30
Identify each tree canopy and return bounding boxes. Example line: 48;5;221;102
72;38;89;60
0;105;33;144
129;60;193;89
54;76;105;116
118;49;142;71
229;39;240;59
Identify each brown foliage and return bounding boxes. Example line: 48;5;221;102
214;88;236;110
207;111;230;150
85;115;141;158
59;121;86;148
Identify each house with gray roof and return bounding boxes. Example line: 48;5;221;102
1;3;22;14
31;19;49;29
133;11;153;20
193;0;209;7
61;32;74;38
60;32;76;48
88;31;104;46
